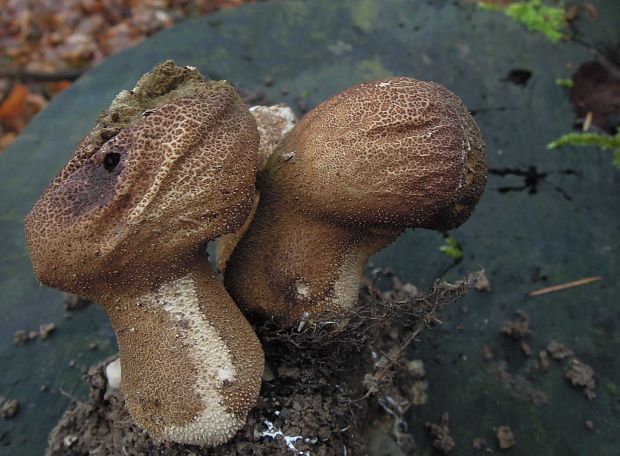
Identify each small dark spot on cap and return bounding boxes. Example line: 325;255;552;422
103;152;121;171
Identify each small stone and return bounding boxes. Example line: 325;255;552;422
496;425;515;449
500;310;530;340
520;341;532;356
13;330;28;346
40;384;49;392
404;359;426;379
472;437;487;450
39;323;56;339
547;340;574;359
68;360;76;368
409;380;428;405
426;412;455;454
584;420;594;430
63;435;78;448
88;342;98;351
565;358;596;400
0;397;20;419
474;270;491;291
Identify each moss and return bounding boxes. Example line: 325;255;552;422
555;78;573;88
479;0;567;43
605;381;619;398
350;0;378;33
439;236;463;260
547;128;620;169
356;59;393;80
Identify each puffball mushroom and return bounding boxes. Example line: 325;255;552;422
225;77;487;327
215;104;297;273
24;61;264;446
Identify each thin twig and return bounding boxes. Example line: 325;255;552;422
529;276;602;297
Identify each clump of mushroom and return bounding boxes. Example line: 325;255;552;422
24;61;264;446
225;77;487;327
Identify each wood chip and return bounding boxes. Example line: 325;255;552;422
529;276;601;297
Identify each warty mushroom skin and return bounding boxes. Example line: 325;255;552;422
215;104;297;273
24;61;264;446
225;77;487;327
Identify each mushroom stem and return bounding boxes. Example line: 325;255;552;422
102;253;263;445
225;193;401;326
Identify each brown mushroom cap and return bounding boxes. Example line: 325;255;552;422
264;77;486;230
25;62;258;298
225;77;487;326
24;61;264;446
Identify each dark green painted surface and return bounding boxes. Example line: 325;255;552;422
1;1;618;454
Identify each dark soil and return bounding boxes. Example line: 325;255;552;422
570;60;620;133
46;274;479;455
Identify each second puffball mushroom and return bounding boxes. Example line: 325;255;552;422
225;77;487;327
24;62;264;446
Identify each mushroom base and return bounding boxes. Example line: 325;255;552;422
46;273;479;455
101;261;264;447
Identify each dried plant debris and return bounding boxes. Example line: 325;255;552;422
262;271;482;350
13;330;30;346
0;397;20;419
39;323;56;339
500;310;531;340
473;269;491;292
546;340;574;359
381;275;421;301
408;380;429;406
46;274;478;455
565;358;596;400
426;412;455;454
13;323;56;345
404;359;426;380
496;425;515;449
